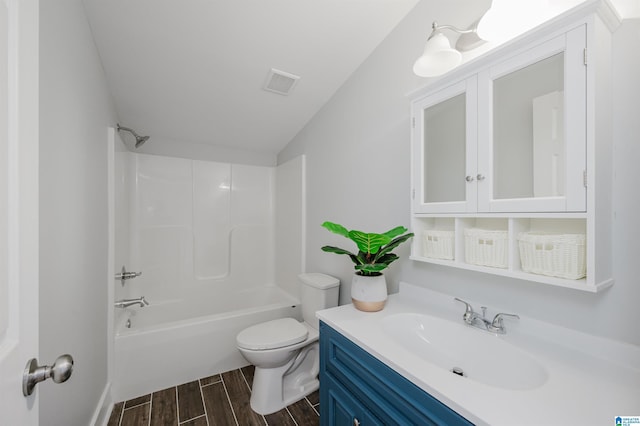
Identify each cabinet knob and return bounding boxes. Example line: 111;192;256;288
353;418;360;426
477;174;485;181
465;175;475;182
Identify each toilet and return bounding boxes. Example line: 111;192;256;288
236;273;340;415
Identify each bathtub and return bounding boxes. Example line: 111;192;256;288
111;285;301;402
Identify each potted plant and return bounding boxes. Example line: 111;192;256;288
321;221;414;312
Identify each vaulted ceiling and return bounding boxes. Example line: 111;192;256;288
81;0;638;157
83;0;427;155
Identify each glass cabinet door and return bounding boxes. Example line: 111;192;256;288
412;78;477;213
477;25;587;213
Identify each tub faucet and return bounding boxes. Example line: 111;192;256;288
114;296;149;309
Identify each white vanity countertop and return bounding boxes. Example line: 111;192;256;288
316;282;640;426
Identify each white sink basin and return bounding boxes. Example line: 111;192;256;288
381;313;548;390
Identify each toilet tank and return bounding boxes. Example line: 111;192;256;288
299;273;340;329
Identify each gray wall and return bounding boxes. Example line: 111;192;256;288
279;1;640;346
39;0;117;424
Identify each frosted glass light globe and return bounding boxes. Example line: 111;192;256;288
413;32;462;77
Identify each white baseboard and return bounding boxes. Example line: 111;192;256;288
90;381;113;426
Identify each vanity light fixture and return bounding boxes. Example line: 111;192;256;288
413;21;486;78
477;0;559;44
477;0;530;41
476;0;501;40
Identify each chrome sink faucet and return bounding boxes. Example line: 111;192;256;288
454;298;519;334
114;296;149;309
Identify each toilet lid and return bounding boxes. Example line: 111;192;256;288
237;318;308;350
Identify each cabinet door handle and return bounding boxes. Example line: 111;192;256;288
465;175;475;182
476;174;485;181
353;418;360;426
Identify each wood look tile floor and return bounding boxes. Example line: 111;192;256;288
107;365;320;426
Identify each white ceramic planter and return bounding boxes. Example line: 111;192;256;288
351;274;387;312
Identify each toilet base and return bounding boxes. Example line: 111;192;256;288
250;368;319;415
249;344;319;415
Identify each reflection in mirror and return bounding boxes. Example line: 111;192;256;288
493;53;564;200
423;93;465;203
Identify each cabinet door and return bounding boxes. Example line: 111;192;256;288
321;322;475;426
477;25;587;213
412;77;478;213
322;374;383;426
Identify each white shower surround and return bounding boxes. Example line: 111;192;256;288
111;150;305;401
117;153;278;304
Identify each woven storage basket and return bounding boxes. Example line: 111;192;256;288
518;232;586;279
464;228;508;268
422;229;454;260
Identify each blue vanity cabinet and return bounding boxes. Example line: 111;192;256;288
319;322;474;426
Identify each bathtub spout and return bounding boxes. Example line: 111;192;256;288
115;296;149;309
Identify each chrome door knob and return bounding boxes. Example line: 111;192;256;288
476;174;485;181
22;354;74;396
465;175;475;182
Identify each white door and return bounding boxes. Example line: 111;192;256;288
0;0;40;424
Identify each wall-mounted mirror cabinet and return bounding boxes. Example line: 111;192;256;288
413;27;587;215
409;1;617;292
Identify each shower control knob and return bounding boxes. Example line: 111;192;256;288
121;271;141;279
115;266;142;286
22;354;74;396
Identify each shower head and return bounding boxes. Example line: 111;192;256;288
135;135;150;148
117;124;150;148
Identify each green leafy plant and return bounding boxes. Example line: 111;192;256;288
321;221;414;276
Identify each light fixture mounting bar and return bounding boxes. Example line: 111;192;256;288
428;21;478;40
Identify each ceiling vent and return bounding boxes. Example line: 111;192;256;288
263;68;300;96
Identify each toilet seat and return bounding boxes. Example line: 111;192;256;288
237;318;308;350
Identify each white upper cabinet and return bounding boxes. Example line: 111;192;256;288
408;0;619;292
412;25;588;214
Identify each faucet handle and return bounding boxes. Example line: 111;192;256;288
488;313;520;334
454;298;474;323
